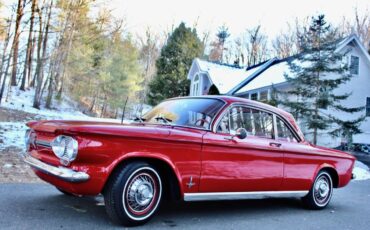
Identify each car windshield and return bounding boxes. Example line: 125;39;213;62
142;98;225;130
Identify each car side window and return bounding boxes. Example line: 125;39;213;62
217;106;274;139
276;117;298;142
217;110;230;134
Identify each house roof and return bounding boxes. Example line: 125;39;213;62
188;58;259;94
236;34;370;94
188;34;369;95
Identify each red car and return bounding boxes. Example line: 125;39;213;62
24;96;355;226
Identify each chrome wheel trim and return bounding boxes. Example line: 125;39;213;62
127;173;155;212
312;172;333;207
122;167;162;221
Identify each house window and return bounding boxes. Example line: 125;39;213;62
192;75;200;96
350;55;359;75
366;97;370;117
260;91;268;101
251;93;258;101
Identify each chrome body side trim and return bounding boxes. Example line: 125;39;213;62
183;191;309;202
35;140;51;148
23;153;89;183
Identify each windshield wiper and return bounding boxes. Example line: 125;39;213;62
133;116;146;123
154;115;173;124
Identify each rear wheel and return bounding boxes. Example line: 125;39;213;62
302;171;333;209
104;162;162;226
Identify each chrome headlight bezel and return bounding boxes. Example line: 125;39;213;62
25;129;36;150
50;135;78;165
25;129;31;149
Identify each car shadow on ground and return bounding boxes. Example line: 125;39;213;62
17;192;316;228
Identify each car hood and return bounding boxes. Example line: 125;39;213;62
26;120;172;138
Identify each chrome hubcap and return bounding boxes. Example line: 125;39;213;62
314;176;331;205
127;173;155;212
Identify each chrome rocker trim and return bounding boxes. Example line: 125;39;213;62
184;191;309;202
23;153;89;183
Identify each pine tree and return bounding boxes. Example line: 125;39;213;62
147;22;203;105
280;15;365;145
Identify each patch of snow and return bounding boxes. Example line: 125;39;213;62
353;161;370;180
1;87;91;119
0;122;27;151
3;163;13;168
0;87;138;150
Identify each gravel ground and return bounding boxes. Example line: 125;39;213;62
0;181;369;229
0;107;41;183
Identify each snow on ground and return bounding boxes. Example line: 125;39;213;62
0;87;127;150
0;122;27;151
353;161;370;180
1;87;93;120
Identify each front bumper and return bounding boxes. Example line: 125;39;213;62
23;153;90;183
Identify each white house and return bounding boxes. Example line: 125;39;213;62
187;34;370;147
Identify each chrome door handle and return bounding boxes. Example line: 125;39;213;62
224;136;234;141
269;142;282;147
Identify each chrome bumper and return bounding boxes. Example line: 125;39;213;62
23;153;90;183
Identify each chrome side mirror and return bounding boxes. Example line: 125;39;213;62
224;128;247;141
235;128;247;139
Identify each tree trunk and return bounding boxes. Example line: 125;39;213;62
0;15;12;88
0;51;13;104
89;88;99;112
28;35;37;87
0;13;14;104
10;0;25;86
33;0;52;109
20;0;37;91
100;95;107;118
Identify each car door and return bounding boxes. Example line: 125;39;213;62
200;105;284;192
274;116;321;191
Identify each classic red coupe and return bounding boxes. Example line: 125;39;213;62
24;96;355;226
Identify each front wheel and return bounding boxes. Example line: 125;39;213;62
104;162;162;226
302;171;333;209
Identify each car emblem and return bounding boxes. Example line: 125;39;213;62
186;176;195;189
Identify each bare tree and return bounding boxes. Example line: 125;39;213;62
20;0;37;91
272;18;308;58
138;28;162;104
10;0;26;86
0;14;14;104
242;25;269;66
33;0;53;108
338;8;370;51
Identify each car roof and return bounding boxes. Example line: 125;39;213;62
171;95;305;141
174;95;292;118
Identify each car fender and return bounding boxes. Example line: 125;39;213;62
312;163;337;186
105;151;184;195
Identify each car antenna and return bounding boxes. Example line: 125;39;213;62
121;96;129;124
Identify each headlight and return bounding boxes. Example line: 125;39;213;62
51;135;78;164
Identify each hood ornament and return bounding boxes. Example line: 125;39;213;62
186;176;195;189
